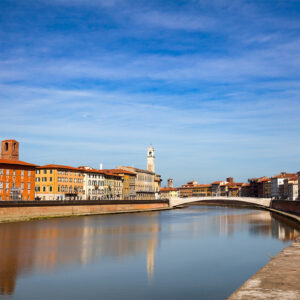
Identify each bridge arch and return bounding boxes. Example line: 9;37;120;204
169;196;271;208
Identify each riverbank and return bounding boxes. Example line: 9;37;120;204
0;200;169;223
228;236;300;300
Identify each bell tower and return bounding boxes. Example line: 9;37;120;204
1;140;19;160
147;146;155;173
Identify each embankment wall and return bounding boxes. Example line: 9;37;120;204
271;200;300;216
0;200;169;223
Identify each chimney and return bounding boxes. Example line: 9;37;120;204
168;178;173;188
99;163;103;170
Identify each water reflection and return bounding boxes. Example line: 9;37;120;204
0;207;299;296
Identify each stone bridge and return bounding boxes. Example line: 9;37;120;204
169;196;272;208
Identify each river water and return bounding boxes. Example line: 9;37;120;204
0;205;299;300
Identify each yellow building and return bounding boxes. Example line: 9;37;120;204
160;187;178;200
192;184;212;197
105;169;136;200
102;171;123;200
35;164;84;200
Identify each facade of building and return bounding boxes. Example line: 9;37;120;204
35;165;84;200
271;172;297;199
116;146;158;200
0;140;37;201
117;166;155;200
248;176;271;198
211;181;226;197
78;166;105;200
104;169;136;200
240;183;251;197
154;174;162;199
178;180;198;198
192;184;211;197
160;187;178;200
102;171;123;200
283;176;298;200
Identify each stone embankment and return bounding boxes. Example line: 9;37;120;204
0;200;169;223
228;236;300;300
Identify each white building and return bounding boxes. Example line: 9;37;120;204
270;172;297;199
288;182;298;201
79;167;104;200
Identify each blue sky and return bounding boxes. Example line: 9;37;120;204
1;0;300;186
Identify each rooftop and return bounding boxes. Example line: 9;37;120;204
0;159;38;167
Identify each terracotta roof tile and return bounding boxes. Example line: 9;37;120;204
37;164;81;171
0;159;38;167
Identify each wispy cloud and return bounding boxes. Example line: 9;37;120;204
1;0;300;184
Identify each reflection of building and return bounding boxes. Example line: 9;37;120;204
0;212;161;295
0;139;37;201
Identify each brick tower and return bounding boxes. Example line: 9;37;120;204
1;140;19;160
168;178;173;188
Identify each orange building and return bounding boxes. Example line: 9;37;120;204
35;165;84;200
0;140;37;201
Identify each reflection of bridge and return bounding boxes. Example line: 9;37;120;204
169;196;272;208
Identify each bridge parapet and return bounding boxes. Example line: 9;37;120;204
170;196;271;208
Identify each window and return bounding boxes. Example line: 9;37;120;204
28;182;31;190
28;171;31;176
21;182;24;190
65;178;68;182
49;186;53;192
13;170;15;176
0;182;2;189
43;170;47;174
5;143;8;151
6;182;9;189
49;170;53;174
43;186;46;192
6;169;9;175
58;186;60;192
50;177;53;182
0;169;3;175
69;178;72;183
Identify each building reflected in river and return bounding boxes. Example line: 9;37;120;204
0;207;299;296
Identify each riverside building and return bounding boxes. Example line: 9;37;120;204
271;172;297;199
104;169;136;200
0;140;37;200
35;165;84;200
78;166;105;200
116;146;158;200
